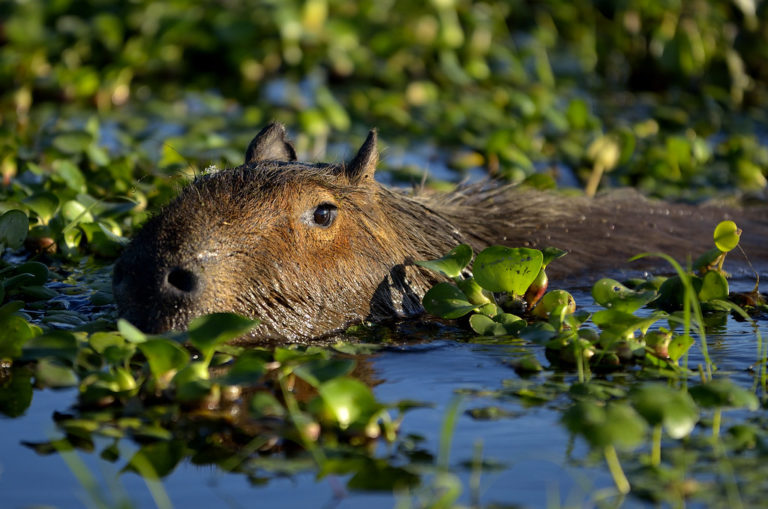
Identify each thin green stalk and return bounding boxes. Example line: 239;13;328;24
278;373;326;465
438;397;462;471
469;440;483;508
712;408;722;438
651;424;662;467
631;252;713;378
604;445;630;495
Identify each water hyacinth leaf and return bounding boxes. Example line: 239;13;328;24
563;401;647;450
89;332;126;354
52;160;86;193
21;331;78;363
474;246;543;296
137;339;189;380
713;220;741;252
668;334;694;362
469;314;517;336
294;358;356;388
689;379;759;410
456;277;491;306
0;210;29;249
592;278;657;312
541;247;567;267
415;244;472;278
173;362;212;402
13;262;49;285
0;315;38;359
52;131;93;154
346;460;420;491
23;192;60;225
217;351;269;386
35;359;77;388
630;384;698;439
61;200;94;226
422;282;477;319
125;440;185;479
0;368;33;417
318;377;380;429
698;270;729;302
693;247;723;272
532;290;576;319
188;313;260;360
117;319;147;343
592;309;666;336
250;391;286;418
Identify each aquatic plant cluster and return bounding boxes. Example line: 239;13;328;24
1;0;768;507
416;221;766;497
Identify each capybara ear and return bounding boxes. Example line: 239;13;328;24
345;129;378;185
244;123;297;163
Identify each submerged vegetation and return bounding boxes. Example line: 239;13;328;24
1;0;768;507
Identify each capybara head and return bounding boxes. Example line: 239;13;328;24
113;124;446;341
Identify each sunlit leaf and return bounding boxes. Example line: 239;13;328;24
592;278;657;312
713;220;741;252
474;246;543;296
415;244;472;279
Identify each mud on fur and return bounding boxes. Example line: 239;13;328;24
113;124;768;342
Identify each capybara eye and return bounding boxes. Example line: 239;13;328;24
312;203;337;227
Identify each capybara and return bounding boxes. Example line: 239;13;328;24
113;123;768;341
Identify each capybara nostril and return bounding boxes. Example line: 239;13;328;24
165;266;199;295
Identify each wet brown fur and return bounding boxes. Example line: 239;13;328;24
113;124;768;342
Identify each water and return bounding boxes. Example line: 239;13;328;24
3;290;766;508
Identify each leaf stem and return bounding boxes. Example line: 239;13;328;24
604;445;630;495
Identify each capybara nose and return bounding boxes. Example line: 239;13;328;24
163;266;200;297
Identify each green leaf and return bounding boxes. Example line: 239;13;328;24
23;192;60;224
293;358;356;388
474;246;543;296
35;359;77;388
137;339;189;380
592;278;657;312
698;270;729;302
188;313;259;361
713;220;740;252
0;315;38;359
52;161;86;193
0;368;33;417
415;244;472;278
117;319;147;343
0;210;29;249
317;377;380;429
630;384;698;438
52;131;93;154
21;331;78;363
250;391;286;418
125;440;185;479
563;401;647;450
689;379;759;410
422;282;477;319
469;313;524;336
541;247;567;267
667;334;694;362
217;350;269;386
